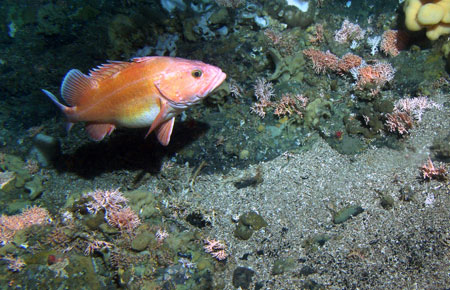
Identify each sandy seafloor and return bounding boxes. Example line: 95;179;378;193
41;90;449;289
174;91;450;289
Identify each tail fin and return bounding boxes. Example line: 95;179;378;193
61;69;93;106
42;89;68;112
42;89;74;131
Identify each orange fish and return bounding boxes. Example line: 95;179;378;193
42;56;226;146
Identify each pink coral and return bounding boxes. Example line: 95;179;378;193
84;240;113;255
211;249;228;260
334;20;365;44
84;189;141;233
303;49;339;74
309;24;324;45
203;238;228;260
107;207;141;232
3;255;26;272
393;96;441;122
385;112;413;135
353;62;395;92
85;188;128;215
264;29;283;45
337;53;362;74
155;228;169;243
20;206;51;226
254;77;275;102
420;158;447;180
381;30;407;57
0;206;50;245
385;96;441;135
264;29;296;55
273;94;308;118
251;78;275;118
303;50;362;75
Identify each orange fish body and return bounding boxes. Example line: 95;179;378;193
42;56;226;145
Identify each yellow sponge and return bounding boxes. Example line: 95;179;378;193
418;3;444;25
404;0;450;40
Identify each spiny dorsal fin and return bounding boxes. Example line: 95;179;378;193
61;69;94;106
131;56;157;63
88;61;134;82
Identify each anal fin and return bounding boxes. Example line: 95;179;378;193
85;123;116;141
156;117;175;146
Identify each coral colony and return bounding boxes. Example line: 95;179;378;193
386;96;442;135
420;158;448;180
0;206;50;246
334;19;366;45
203;238;228;261
252;16;443;143
250;77;276;118
155;228;169;243
84;189;140;233
3;255;26;272
251;78;308;119
302;47;396;95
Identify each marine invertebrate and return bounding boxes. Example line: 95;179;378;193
264;28;296;55
367;36;381;55
302;49;338;74
203;238;228;260
404;0;450;40
381;30;407;57
385;96;441;136
337;53;363;74
84;240;113;255
20;205;51;226
385;111;413;135
24;159;39;175
107;207;141;233
85;188;128;215
393;96;442;122
0;206;50;245
250;78;275;118
2;255;26;272
351;62;395;93
420;158;447;180
334;19;365;44
308;23;324;45
273;93;308;118
303;50;361;75
84;189;141;233
155;228;169;243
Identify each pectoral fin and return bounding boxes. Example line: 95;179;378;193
145;101;175;145
156;117;175;146
85;123;115;141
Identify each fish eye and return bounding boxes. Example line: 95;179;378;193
191;69;203;78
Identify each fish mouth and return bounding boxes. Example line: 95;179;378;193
176;69;226;107
163;68;227;109
198;69;227;99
